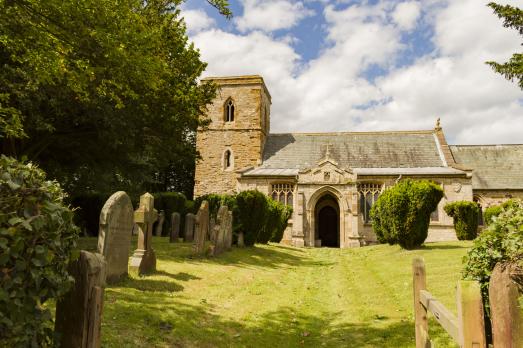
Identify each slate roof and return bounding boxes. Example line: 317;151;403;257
258;131;446;170
450;145;523;190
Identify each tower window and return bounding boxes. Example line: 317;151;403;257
223;150;233;170
225;98;235;122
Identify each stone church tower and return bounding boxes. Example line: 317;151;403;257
193;76;271;197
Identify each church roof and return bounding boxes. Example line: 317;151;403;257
450;145;523;190
259;131;447;171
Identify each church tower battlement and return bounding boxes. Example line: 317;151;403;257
194;75;271;197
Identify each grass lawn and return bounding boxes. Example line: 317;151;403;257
78;238;471;347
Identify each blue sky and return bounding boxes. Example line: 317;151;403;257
181;0;522;144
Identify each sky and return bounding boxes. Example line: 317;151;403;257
180;0;523;144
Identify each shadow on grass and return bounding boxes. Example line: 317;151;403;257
421;244;468;250
154;270;201;281
102;291;437;348
114;277;184;293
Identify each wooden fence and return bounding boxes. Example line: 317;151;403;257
412;258;486;348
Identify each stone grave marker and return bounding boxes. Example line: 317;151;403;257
170;212;181;243
226;211;233;250
184;213;195;242
55;250;106;348
129;193;158;275
155;210;165;236
213;206;228;255
97;191;133;283
193;201;209;255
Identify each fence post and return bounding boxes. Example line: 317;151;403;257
413;258;430;348
457;280;486;348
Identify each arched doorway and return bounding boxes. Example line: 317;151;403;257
315;194;340;247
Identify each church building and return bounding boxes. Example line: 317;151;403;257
194;75;523;248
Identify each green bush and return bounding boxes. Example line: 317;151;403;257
370;179;443;249
463;199;523;318
484;199;519;226
444;201;479;240
0;156;79;346
193;193;236;219
268;201;293;243
235;190;269;246
153;192;187;236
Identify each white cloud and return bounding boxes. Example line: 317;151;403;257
235;0;314;32
188;0;523;144
181;9;216;34
392;1;421;31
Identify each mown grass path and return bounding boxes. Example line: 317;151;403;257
78;238;471;347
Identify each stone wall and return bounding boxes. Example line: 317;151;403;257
194;76;271;197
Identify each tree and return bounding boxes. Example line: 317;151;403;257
487;3;523;89
0;0;229;197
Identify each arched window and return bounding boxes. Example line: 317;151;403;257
223;150;233;170
270;183;295;206
224;98;235;122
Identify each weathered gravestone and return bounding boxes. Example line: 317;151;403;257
184;213;195;242
489;262;523;347
193;201;209;255
97;191;133;283
225;211;233;250
55;251;106;348
170;212;181;243
129;193;158;275
155;210;165;236
237;232;245;247
213;206;229;256
209;217;216;241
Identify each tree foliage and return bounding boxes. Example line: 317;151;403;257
444;201;480;240
484;199;519;226
370;179;443;249
0;0;218;197
486;3;523;89
0;156;79;346
463;199;523;317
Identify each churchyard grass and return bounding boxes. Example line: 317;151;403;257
76;238;471;347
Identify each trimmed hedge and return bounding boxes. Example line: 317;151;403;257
235;190;269;246
463;199;523;319
0;156;79;346
370;179;443;249
153;192;187;236
444;201;479;240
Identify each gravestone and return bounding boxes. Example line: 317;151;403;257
237;231;245;247
193;201;209;255
184;213;195;242
55;251;106;348
155;210;165;236
97;191;133;283
225;211;233;250
129;193;158;275
170;212;181;243
209;217;216;241
213;206;229;255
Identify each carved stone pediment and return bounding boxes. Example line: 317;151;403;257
299;160;354;184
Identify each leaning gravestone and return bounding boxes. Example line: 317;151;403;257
55;250;106;348
170;212;181;243
155;210;165;236
193;201;209;255
129;193;158;275
97;191;133;283
184;213;195;242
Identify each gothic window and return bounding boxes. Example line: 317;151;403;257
270;183;295;206
358;183;383;223
223;150;233;170
224;98;235;122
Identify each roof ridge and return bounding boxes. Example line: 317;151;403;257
268;130;435;136
451;144;523;147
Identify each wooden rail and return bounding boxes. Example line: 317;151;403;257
412;258;486;348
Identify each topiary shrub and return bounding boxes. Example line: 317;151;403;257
235;190;269;246
370;179;443;249
269;201;293;243
463;199;523;319
258;199;292;244
484;199;519;226
444;201;480;240
0;156;79;347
